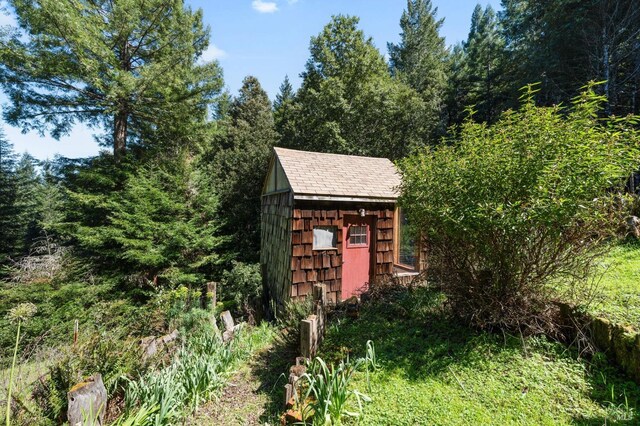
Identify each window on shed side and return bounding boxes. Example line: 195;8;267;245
313;226;337;250
396;208;417;268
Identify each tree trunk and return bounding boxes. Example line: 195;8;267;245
113;109;127;159
114;41;130;160
603;26;612;116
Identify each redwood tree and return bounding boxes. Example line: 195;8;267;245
0;0;222;158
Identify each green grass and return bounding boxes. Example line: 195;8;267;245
319;287;640;425
591;241;640;328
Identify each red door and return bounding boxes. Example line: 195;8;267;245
341;215;373;300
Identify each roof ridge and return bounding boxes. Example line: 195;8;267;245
273;146;394;162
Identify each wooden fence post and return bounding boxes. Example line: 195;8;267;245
220;310;235;342
300;314;318;359
73;319;79;347
313;284;327;343
202;281;217;310
300;318;312;359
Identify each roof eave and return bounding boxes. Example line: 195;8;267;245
293;194;398;203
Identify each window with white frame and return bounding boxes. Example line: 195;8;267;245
313;226;337;250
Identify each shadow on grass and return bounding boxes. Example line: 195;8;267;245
252;333;299;423
321;286;504;381
319;286;640;424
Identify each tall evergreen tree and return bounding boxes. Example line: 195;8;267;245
499;0;640;115
0;131;18;261
273;75;297;146
388;0;449;136
284;15;427;159
500;0;589;108
274;76;295;112
13;154;44;256
0;0;223;158
451;5;509;124
212;76;278;262
35;159;65;238
69;151;224;288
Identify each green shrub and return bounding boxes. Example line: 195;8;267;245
0;279;132;363
399;84;640;332
275;298;314;344
220;261;262;310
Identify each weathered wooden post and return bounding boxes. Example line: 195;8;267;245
73;319;79;347
313;283;327;306
67;373;107;426
202;281;217;310
300;314;318;359
284;358;307;407
313;284;327;343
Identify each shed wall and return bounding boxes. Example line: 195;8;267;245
291;204;395;302
261;191;293;308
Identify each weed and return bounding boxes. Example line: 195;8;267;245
4;303;37;426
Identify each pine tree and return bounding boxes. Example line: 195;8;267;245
212;76;278;262
0;131;18;261
388;0;448;137
70;152;224;287
36;159;65;237
501;0;640;115
455;5;509;123
0;0;223;158
286;15;427;159
13;154;43;256
445;43;470;126
274;76;298;146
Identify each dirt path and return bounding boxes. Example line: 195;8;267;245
189;336;296;425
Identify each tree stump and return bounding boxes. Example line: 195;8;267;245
67;373;107;426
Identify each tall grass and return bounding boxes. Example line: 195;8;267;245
4;303;37;426
120;313;275;425
299;341;376;425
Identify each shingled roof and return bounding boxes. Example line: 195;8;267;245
272;147;401;201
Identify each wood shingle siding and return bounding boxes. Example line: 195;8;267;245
286;205;395;303
260;191;293;307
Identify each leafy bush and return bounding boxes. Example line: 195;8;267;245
0;279;133;363
274;298;314;344
399;85;640;333
220;261;262;310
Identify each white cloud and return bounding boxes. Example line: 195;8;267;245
252;0;278;14
201;44;227;62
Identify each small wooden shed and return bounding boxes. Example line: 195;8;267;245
261;147;423;307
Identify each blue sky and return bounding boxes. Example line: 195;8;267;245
0;0;498;160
